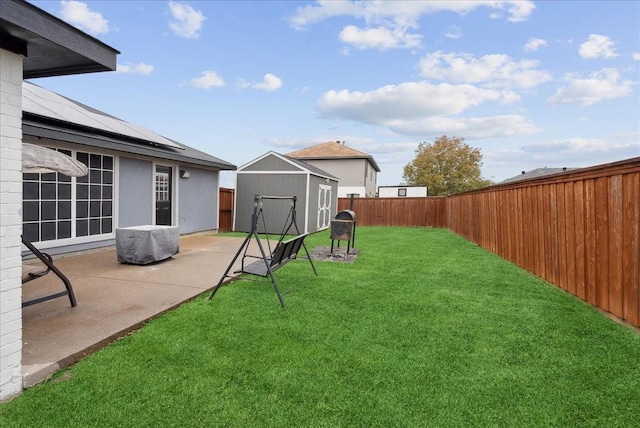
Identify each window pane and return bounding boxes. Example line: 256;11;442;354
76;201;89;218
102;218;113;234
23;201;40;222
90;185;101;199
23;223;39;242
76;219;88;237
77;152;89;166
59;201;71;219
41;222;56;241
90;169;101;183
90;219;101;235
102;201;112;216
58;221;72;239
103;156;113;170
41;201;57;221
41;183;56;199
23;182;39;200
58;172;71;183
103;171;113;184
90;201;101;217
90;154;101;168
41;172;56;182
77;184;88;199
58;183;71;199
23;173;39;181
103;185;113;199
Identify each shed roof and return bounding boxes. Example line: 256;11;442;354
22;82;235;171
286;141;381;172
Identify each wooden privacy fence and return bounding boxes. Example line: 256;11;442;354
338;157;640;328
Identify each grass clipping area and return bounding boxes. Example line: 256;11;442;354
2;227;639;426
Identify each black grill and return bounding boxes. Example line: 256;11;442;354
331;210;356;254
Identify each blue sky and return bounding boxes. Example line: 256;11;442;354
30;0;639;188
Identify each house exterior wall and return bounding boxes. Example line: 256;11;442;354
300;158;377;197
378;186;428;197
118;157;154;227
16;142;222;257
177;166;218;234
235;173;308;233
0;48;24;401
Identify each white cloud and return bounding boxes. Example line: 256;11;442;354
319;81;505;121
168;1;206;39
289;1;534;51
253;73;283;92
548;68;632;106
444;26;461;40
579;34;618;59
116;62;154;75
190;71;225;89
290;1;535;30
60;0;109;34
317;81;539;138
517;136;640;164
633;53;640;61
524;37;547;52
383;115;540;139
418;51;552;89
339;25;421;50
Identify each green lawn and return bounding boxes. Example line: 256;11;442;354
1;227;639;427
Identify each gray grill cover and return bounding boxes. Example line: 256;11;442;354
116;225;179;265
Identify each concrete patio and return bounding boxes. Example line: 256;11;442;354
20;233;248;389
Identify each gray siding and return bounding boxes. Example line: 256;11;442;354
302;158;378;197
177;166;218;233
304;159;364;186
243;155;302;172
235;173;307;233
119;157;153;227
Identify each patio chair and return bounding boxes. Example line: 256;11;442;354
21;236;77;308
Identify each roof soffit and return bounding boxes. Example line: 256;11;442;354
0;0;118;78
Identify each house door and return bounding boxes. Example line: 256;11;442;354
155;165;172;225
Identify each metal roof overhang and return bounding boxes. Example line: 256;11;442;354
0;0;119;78
23;114;236;171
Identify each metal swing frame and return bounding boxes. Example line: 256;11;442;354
209;195;317;308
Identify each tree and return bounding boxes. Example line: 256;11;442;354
403;135;492;196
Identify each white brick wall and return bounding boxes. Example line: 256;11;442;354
0;48;24;402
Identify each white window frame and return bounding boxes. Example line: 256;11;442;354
22;147;117;249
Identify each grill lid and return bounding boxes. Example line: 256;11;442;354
335;210;356;221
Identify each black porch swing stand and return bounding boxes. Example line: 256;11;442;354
209;195;317;308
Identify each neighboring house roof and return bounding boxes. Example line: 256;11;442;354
286;141;381;172
22;81;236;171
238;151;338;181
0;0;119;78
502;167;580;183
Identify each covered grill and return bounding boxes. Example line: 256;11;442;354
330;210;356;255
